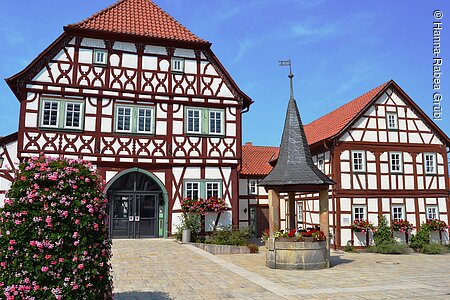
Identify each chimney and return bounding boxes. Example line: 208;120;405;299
244;142;253;146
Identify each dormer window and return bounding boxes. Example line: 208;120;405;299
93;49;108;66
386;112;398;130
171;58;184;73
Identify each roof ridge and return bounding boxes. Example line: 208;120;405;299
68;0;127;28
66;0;208;44
305;80;390;127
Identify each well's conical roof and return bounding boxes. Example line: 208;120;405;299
260;78;334;188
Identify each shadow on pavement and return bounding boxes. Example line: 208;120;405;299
114;291;172;300
330;255;354;267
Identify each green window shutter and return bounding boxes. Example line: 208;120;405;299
202;108;209;134
199;181;206;199
132;106;137;133
58;102;65;128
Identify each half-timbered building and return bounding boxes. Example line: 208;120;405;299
3;0;252;238
238;80;450;247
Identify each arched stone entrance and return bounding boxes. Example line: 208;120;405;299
106;168;168;239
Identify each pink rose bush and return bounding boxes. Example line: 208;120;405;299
0;156;113;299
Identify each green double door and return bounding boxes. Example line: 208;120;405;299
110;193;159;238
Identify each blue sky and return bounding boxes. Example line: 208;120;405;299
0;0;448;146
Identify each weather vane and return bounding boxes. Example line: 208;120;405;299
279;59;295;99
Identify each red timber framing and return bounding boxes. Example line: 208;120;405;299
5;0;252;234
261;80;450;248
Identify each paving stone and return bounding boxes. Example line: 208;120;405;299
112;239;450;299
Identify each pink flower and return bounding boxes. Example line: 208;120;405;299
75;219;80;225
9;240;16;245
77;264;84;270
41;266;49;272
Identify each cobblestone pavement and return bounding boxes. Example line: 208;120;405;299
112;239;450;299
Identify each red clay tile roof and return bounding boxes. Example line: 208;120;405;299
304;81;389;145
66;0;208;44
241;143;279;176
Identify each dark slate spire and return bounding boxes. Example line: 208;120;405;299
260;69;334;188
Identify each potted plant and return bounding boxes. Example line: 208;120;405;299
351;219;374;247
391;220;413;243
426;219;448;244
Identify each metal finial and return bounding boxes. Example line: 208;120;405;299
279;59;294;99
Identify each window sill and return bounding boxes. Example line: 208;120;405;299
185;133;226;138
38;127;84;133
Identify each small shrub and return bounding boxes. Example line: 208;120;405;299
205;227;250;246
410;223;432;250
175;213;202;242
366;243;409;254
343;244;357;253
247;244;259;253
373;215;394;246
421;243;446;255
0;156;113;299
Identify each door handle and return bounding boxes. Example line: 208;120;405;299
129;216;134;222
135;216;140;222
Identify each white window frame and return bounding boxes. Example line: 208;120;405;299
317;158;325;173
171;57;185;73
137;107;154;134
352;150;366;173
352;205;366;221
390;152;403;174
386;112;398;130
249;180;257;195
64;102;83;130
426;205;439;220
41;100;60;128
206;182;220;199
93;49;108;66
297;202;304;224
424;153;437;175
186;108;201;134
115;106;133;133
209;110;223;135
185;182;200;200
392;205;404;222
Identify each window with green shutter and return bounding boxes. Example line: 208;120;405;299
185;107;224;136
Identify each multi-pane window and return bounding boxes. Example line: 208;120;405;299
209;111;223;134
297;203;304;224
42;101;59;127
424;153;437;174
184;181;222;200
116;106;132;132
138;108;153;133
185;182;199;200
185;108;225;135
352;151;366;172
187;109;201;133
392;206;404;221
115;105;154;134
249;180;257;195
93;49;108;65
390;152;403;173
353;206;366;221
206;182;220;199
386;113;398;130
172;58;184;72
317;158;325;172
40;99;84;130
65;103;81;128
426;206;438;220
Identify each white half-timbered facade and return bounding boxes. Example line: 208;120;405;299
4;0;252;238
239;80;450;247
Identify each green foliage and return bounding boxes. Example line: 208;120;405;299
205;227;250;246
0;156;112;299
175;213;202;242
421;242;446;254
246;244;259;253
366;243;410;254
410;223;432;250
373;215;394;246
343;244;357;253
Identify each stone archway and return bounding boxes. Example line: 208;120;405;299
106;168;168;239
